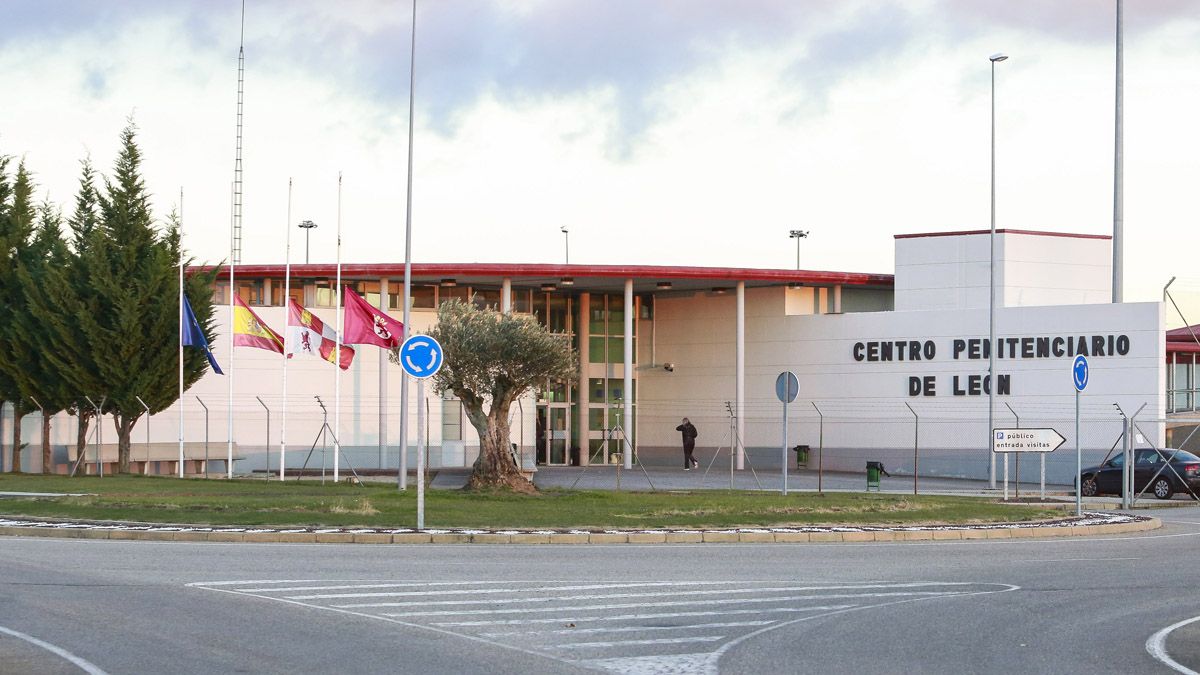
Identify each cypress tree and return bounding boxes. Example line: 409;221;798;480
0;159;37;471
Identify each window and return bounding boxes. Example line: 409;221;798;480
442;399;463;442
271;284;304;307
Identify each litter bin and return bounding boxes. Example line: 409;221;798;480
866;461;889;491
793;444;810;468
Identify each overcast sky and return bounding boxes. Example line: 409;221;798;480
2;0;1200;320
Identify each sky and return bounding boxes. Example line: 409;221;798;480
2;0;1200;323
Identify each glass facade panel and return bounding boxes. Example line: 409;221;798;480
440;286;469;305
472;288;501;310
588;407;605;431
549;296;570;333
314;285;335;307
411;285;436;309
271;284;304;307
512;289;531;313
589;337;606;363
442;399;462;441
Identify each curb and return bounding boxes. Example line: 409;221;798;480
0;514;1160;544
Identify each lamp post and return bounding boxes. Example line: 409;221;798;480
560;226;569;265
788;230;808;270
988;52;1007;490
298;220;317;264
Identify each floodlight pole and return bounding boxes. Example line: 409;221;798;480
399;0;417;492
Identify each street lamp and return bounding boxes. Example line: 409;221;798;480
788;230;809;270
560;226;569;265
988;52;1007;489
298;220;317;264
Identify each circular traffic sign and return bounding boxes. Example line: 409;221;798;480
400;335;444;379
775;371;799;403
1072;355;1089;392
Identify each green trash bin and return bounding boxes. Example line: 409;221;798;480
866;461;886;491
793;444;809;468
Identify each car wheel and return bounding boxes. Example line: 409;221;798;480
1153;477;1174;500
1081;475;1098;497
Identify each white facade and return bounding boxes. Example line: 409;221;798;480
0;230;1168;485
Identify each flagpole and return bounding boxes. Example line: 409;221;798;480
228;180;235;480
399;0;416;492
334;172;343;483
281;178;292;480
179;188;185;478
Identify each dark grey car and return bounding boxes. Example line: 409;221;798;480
1080;448;1200;500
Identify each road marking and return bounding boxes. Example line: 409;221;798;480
380;591;966;618
332;584;930;608
332;581;972;607
551;635;727;649
481;620;774;637
0;624;109;675
434;605;857;627
1147;614;1200;675
187;582;580;670
1016;557;1140;563
292;580;733;600
707;584;1021;668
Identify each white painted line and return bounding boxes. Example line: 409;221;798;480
187;580;324;587
1016;557;1140;563
380;591;966;617
435;605;857;627
0;624;109;675
1147;614;1200;675
188;584;579;670
292;581;731;600
334;581;974;608
481;620;774;637
552;635;727;649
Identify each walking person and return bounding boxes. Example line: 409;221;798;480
676;417;699;470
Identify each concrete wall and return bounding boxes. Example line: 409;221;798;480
639;285;1164;483
895;232;1112;312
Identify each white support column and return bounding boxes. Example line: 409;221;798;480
577;292;590;466
378;277;389;469
736;281;745;470
623;279;633;470
501;277;512;313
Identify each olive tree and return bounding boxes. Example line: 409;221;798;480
420;300;576;492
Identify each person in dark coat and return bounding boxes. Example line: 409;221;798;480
676;417;699;470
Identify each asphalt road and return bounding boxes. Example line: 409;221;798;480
3;507;1200;674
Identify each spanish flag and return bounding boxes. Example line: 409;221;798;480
233;295;284;354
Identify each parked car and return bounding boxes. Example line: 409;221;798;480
1080;448;1200;500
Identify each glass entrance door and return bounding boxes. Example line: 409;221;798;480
543;405;569;465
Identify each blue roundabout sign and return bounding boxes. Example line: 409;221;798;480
400;335;444;379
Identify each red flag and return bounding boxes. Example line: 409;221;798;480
343;287;405;349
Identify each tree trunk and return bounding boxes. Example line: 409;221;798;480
11;408;23;473
41;414;52;474
71;412;91;476
115;415;135;474
464;399;534;493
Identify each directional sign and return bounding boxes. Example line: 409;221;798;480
399;335;443;379
992;428;1067;453
1072;355;1089;392
775;371;799;404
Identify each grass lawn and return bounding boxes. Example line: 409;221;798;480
0;474;1065;530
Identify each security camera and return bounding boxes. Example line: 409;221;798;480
663;363;675;372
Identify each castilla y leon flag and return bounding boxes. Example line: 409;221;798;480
343;286;405;349
233;295;284;354
287;299;355;370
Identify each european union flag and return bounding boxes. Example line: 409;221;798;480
182;294;224;375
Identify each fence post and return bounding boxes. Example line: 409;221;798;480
812;402;824;494
197;397;209;478
136;396;151;473
1005;402;1019;501
905;402;918;495
257;396;270;480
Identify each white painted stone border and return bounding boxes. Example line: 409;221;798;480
0;512;1158;543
